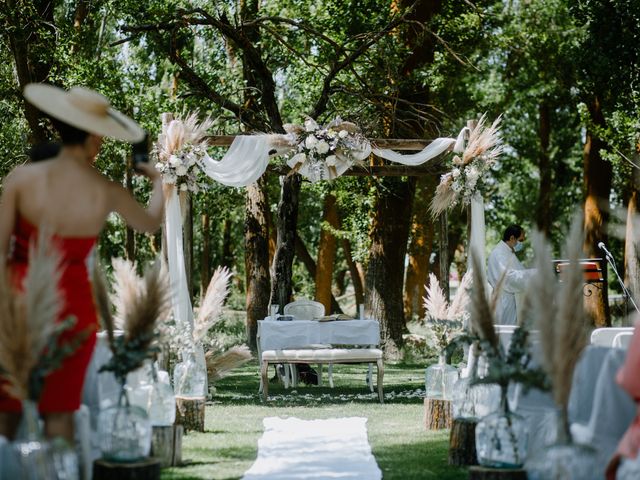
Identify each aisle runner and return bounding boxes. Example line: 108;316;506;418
242;417;382;479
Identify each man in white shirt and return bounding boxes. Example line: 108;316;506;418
487;224;535;325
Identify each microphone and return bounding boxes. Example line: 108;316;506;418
598;242;613;260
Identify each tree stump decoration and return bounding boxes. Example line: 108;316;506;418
449;417;478;466
468;466;527;480
93;458;161;480
424;397;453;430
175;396;206;432
150;425;183;467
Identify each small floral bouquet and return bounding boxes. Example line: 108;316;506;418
431;115;502;217
154;113;213;193
285;117;371;182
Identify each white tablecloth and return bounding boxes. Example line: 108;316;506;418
257;319;380;353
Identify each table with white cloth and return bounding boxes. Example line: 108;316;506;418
257;318;381;390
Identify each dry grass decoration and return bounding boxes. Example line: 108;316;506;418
95;258;171;387
0;233;86;402
193;267;252;383
430;114;503;217
522;216;588;442
423;272;471;353
463;249;548;406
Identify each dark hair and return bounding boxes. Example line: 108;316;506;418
49;117;90;145
28;142;61;162
502;224;523;242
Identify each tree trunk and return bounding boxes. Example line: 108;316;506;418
365;177;415;359
536;101;552;236
583;97;611;327
294;235;343;314
221;218;233;269
5;0;56;143
315;193;339;315
244;177;270;351
404;176;437;321
449;418;478;466
343;239;364;306
624;164;640;317
424;397;452;430
200;212;211;297
271;174;302;311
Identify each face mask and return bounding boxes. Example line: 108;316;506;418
514;241;524;253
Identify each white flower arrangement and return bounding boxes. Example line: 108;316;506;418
285;117;370;182
431;115;502;217
154;113;213;193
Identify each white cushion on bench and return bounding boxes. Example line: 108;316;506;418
262;348;382;363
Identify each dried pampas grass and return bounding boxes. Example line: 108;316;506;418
423;273;449;320
193;267;231;343
461;114;503;165
468;249;498;350
159;112;214;159
92;261;115;347
449;271;472;320
111;258;142;330
526;216;588;411
0;230;65;400
205;345;252;383
430;175;457;217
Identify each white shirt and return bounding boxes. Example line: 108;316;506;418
487;240;534;325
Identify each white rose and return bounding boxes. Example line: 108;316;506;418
304;118;319;132
155;162;164;171
164;174;176;185
179;183;189;191
176;165;188;176
188;156;197;167
338;130;349;138
169;155;181;167
305;135;318;149
325;155;337;167
316;140;330;154
452;168;461;178
290;152;306;165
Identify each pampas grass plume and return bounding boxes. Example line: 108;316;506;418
205;345;252;382
469;248;498;349
193;267;232;343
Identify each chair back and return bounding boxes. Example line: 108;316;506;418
284;299;325;319
612;331;634;349
590;327;634;347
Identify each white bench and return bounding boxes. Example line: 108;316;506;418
260;348;384;403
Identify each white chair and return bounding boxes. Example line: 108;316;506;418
590;327;634;347
612;331;633;349
282;299;329;388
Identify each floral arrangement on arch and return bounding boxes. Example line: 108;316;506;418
154;114;213;193
285;117;371;182
430;115;503;217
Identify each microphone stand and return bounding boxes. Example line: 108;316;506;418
601;250;640;316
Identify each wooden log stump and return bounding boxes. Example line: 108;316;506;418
150;425;183;467
424;397;452;430
175;396;205;432
449;417;478;466
468;466;527;480
93;458;161;480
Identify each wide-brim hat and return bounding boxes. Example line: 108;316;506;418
23;83;145;142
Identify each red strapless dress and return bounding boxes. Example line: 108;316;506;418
0;216;98;413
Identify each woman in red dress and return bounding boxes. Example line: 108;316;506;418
0;84;164;444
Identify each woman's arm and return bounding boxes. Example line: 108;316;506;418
0;169;20;266
108;163;165;233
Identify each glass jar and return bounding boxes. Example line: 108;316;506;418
173;352;206;398
97;389;152;462
425;355;459;400
475;395;527;468
527;409;598;480
11;400;57;479
148;370;176;426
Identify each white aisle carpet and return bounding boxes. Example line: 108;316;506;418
242;416;382;479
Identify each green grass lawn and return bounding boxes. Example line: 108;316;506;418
161;362;467;480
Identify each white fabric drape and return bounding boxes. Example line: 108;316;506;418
200;135;272;188
372;137;456;165
469;193;486;271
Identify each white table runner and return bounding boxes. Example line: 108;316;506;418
242;417;382;479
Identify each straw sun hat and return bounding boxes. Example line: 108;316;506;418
23;83;145;142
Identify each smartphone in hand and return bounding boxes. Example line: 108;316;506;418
132;134;149;168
